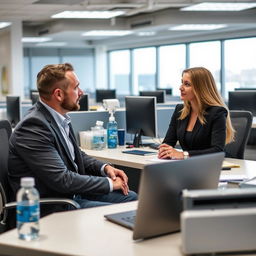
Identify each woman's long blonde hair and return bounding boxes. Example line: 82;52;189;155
179;67;234;144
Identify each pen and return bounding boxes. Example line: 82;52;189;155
221;167;231;170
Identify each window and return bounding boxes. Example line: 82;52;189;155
158;44;186;96
23;48;95;97
109;50;130;95
61;48;95;93
132;47;156;94
190;41;221;91
30;48;59;93
224;37;256;98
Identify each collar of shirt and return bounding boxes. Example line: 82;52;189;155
39;99;71;134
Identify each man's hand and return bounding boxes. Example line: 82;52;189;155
104;165;129;195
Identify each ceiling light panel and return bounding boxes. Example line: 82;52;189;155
22;37;52;43
137;31;156;36
52;11;124;19
181;2;256;11
0;22;11;29
82;30;133;36
169;24;227;31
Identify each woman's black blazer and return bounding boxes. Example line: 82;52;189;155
163;104;227;156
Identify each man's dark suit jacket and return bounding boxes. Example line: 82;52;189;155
163;104;227;156
8;102;110;207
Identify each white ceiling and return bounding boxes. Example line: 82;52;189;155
1;0;256;49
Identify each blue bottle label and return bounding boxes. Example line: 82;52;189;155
17;203;40;223
107;128;117;148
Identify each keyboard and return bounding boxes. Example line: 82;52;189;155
149;143;161;150
121;214;136;225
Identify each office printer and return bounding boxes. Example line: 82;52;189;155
181;188;256;255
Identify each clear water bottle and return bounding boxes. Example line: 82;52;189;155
92;120;105;150
17;177;40;241
107;113;118;148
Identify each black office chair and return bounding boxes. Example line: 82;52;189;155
0;120;80;233
225;111;253;159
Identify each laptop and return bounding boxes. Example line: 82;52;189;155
105;152;224;240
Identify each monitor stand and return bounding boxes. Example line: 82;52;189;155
132;129;142;148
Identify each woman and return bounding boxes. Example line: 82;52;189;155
158;67;234;159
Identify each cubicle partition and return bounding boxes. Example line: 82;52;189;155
69;107;175;145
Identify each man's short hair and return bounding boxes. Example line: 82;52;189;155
37;63;74;100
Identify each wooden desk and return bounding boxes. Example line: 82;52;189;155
0;202;183;256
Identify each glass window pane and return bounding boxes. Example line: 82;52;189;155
158;44;186;96
132;47;156;94
224;37;256;98
61;48;95;94
109;50;130;95
30;48;59;90
190;41;221;91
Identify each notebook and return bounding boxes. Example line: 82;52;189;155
122;149;157;156
105;152;224;240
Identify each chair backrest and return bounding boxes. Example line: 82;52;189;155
0;120;12;229
225;110;253;159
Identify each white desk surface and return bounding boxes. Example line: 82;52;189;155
83;147;256;178
82;146;158;169
0;201;184;256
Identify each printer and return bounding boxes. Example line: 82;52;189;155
181;188;256;254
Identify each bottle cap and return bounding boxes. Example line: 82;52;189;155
96;120;104;126
21;177;35;187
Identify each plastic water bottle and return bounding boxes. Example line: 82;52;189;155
92;120;105;150
107;113;118;148
17;177;40;241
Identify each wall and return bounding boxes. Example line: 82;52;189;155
0;31;11;99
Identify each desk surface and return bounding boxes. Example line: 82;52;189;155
83;147;256;179
1;200;256;256
83;146;158;169
0;201;183;256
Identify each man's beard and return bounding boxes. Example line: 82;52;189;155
61;93;80;111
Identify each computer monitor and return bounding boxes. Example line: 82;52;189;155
139;90;166;103
31;91;40;105
78;94;89;111
6;96;21;128
229;91;256;116
156;87;173;95
235;88;256;91
125;96;157;147
95;89;116;103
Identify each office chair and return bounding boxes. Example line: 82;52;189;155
225;111;253;159
0;120;80;233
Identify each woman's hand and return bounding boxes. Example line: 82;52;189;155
158;143;184;159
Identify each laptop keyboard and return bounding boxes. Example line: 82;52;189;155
122;214;136;224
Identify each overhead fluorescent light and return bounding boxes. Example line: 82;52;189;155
52;10;124;19
36;42;67;47
169;24;227;31
0;22;11;29
137;31;156;36
181;2;256;11
82;30;132;36
22;37;52;43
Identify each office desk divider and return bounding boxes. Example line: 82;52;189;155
69;107;175;146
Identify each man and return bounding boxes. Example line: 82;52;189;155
8;63;137;215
